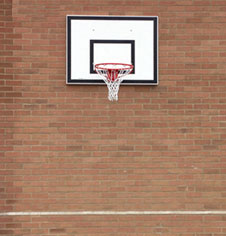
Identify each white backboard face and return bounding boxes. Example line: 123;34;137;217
67;16;158;85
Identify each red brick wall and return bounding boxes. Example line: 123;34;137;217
1;0;14;213
1;0;226;235
2;215;226;235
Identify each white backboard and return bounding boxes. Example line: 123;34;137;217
67;16;158;85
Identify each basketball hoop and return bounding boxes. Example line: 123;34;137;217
95;63;133;101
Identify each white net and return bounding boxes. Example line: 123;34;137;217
95;63;133;101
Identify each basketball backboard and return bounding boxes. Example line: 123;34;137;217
66;15;158;85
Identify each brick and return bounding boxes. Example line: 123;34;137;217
49;228;66;233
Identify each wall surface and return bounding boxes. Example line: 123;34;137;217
1;0;226;235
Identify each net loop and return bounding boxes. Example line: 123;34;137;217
95;63;133;101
